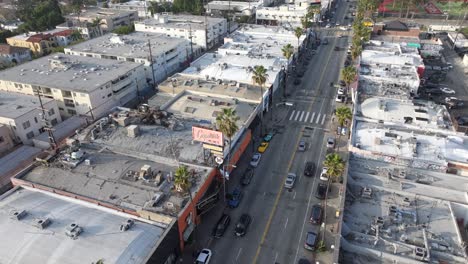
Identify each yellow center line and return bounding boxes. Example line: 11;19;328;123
252;37;337;264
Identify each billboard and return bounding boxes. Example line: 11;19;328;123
192;126;224;146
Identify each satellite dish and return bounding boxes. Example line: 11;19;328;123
215;156;224;164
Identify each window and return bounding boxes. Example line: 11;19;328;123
0;136;4;143
67;109;77;115
22;121;31;129
14;83;23;89
59;107;64;111
51;118;58;126
34;117;38;123
48;108;55;116
26;131;34;139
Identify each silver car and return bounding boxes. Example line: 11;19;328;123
284;173;297;189
250;153;262;167
298;141;306;151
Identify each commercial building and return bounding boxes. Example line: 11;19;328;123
66;8;138;33
256;1;311;26
0;91;62;145
64;32;190;84
205;1;261;17
135;14;227;51
0;44;31;65
109;0;150;18
0;54;147;119
0;186;174;264
56;19;104;40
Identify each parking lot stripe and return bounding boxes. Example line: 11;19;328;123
289;110;296;121
310;112;316;123
315;113;321;124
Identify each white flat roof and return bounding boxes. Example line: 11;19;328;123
0;91;54;119
136;14;226;31
0;187;164;264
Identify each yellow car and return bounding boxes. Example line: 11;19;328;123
257;142;269;153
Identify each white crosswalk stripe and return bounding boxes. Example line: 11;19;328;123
289;110;296;121
294;111;301;121
310;112;316;123
321;114;326;125
315;113;321;124
304;112;310;123
288;110;327;125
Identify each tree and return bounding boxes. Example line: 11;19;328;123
294;27;303;50
16;0;65;31
341;66;357;89
0;30;15;44
350;43;363;60
112;25;135;35
172;0;204;15
252;65;269;135
323;153;345;183
301;16;311;31
174;165;191;193
335;106;352;127
281;44;294;97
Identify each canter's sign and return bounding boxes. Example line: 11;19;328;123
192;126;224;146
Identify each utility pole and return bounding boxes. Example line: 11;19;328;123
147;39;157;85
35;89;57;150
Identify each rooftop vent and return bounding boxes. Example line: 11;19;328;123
34;218;51;229
65;223;83;239
10;210;27;220
120;219;135;232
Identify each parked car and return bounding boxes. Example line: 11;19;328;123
440;87;455;94
304;231;318;251
250;153;262;167
325;24;331;28
319;167;329;181
298;259;311;264
213;214;231;238
227;187;243;208
315;182;328;199
234;214;251;237
310;204;323;224
298;140;306;151
195;249;212;264
257;142;269;153
263;132;274;142
336;94;345;103
327;137;335;148
304;162;315;177
338;87;345;95
241;168;254;186
334;46;340;51
284;173;297;189
341;127;348;136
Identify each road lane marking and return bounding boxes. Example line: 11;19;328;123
304;112;310;123
289;110;296;121
310;112;316;123
236;248;242;261
315;113;321;124
294;111;301;121
274;252;278;263
299;111;304;122
321;114;326;125
293;191;297;200
284;217;289;229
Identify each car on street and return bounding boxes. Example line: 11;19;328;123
310;204;323;224
315;182;328;199
334;46;340;51
298;140;306;151
234;214;251;237
241;168;254;186
339;80;346;86
327;137;335;148
304;231;318;251
250;153;261;167
336;94;345;103
424;88;443;95
195;249;212;264
213;214;231;238
284;173;297;189
257;142;269;153
322;39;329;45
298;259;311;264
227;187;243;208
338;87;345;95
263;132;274;142
325;23;331;28
440;87;455;94
319;167;329;181
304;161;315;176
341;126;348;136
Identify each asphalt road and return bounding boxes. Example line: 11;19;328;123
183;2;352;264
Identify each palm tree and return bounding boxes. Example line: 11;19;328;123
335;106;352;127
323;153;345;183
350;44;363;60
341;66;357;89
93;259;104;264
252;65;269;135
294;27;303;51
281;44;294;97
216;108;239;199
174;165;191;193
307;5;321;41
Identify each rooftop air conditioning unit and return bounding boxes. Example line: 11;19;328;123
65;223;83;239
10;210;27;220
34;218;51;229
120;219;135;232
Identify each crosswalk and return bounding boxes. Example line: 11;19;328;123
288;110;327;125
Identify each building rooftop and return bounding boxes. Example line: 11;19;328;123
17;146;211;223
0;91;53;119
352;121;468;165
136;13;226;31
0;187;164;264
205;1;260;12
358;98;454;132
65;32;189;62
0;146;42;188
67;7;137;20
181;53;282;87
0;53;141;93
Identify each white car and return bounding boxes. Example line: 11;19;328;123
250;153;262;167
325;24;331;28
445;97;459;102
319;167;329;181
338;87;345;95
336;94;345;103
440;87;455;94
195;249;212;264
284;173;297;189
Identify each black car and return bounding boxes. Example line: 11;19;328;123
304;162;315;177
234;214;251;237
315;182;328;199
424;88;443;95
304;231;318;251
298;259;311;264
213;214;231;238
241;169;254;186
334;46;340;51
310;204;323;224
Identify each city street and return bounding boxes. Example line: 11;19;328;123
181;2;352;264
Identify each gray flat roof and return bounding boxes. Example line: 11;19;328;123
0;53;142;93
0;146;42;188
65;32;189;59
137;14;225;30
67;8;137;19
0;91;53;119
19;147;211;220
0;187;164;264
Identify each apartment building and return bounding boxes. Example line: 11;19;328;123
56;19;104;40
64;32;190;84
0;91;61;145
109;0;149;18
0;44;31;65
135;14;227;51
66;8;138;33
6;33;56;56
0;54;147;118
256;2;309;26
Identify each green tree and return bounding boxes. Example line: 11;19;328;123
172;0;204;15
0;30;15;43
301;16;311;30
294;27;303;50
112;25;135;35
281;44;294;96
216;108;240;185
335;106;352;127
323;153;345;182
16;0;65;31
341;66;357;89
174;165;191;193
252;65;269;134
